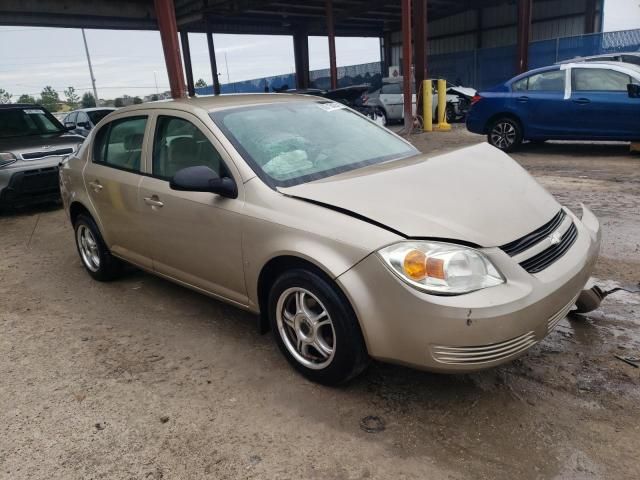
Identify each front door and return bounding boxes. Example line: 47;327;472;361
138;112;247;305
568;67;640;139
83;114;152;268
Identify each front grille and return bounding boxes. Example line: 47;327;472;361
19;167;59;193
22;148;73;160
519;222;578;274
500;210;566;256
432;331;537;365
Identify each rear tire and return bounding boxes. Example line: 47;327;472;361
73;214;122;281
268;268;369;385
487;117;523;152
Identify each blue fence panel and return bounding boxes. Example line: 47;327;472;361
195;28;640;95
429;50;476;87
529;38;558;69
476;45;517;90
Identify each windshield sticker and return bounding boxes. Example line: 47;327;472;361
24;109;45;115
317;102;345;112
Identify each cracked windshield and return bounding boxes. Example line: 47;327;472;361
212;101;417;186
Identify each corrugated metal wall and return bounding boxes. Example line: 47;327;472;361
390;0;596;60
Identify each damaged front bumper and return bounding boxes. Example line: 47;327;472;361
336;205;601;373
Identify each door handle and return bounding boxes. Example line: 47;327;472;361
144;196;164;208
88;180;103;191
517;96;529;103
572;98;591;104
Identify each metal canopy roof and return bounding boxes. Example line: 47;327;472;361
0;0;506;37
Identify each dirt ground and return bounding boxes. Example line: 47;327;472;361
1;126;639;480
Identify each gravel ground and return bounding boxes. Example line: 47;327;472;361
1;126;639;479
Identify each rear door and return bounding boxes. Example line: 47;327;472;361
83;114;153;268
510;68;568;138
568;66;640;139
138;111;247;305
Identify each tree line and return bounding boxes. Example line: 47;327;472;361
0;78;211;111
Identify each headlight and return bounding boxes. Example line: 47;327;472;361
378;241;504;295
0;152;18;168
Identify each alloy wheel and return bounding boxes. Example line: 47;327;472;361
276;287;336;370
490;121;516;150
76;224;100;272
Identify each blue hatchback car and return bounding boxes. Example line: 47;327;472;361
466;62;640;151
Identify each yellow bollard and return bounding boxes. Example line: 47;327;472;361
423;79;433;132
436;78;451;132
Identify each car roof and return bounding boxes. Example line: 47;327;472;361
557;52;640;63
72;107;116;112
0;103;47;110
564;60;640;74
112;93;317;115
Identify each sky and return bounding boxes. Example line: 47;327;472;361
0;28;380;101
0;0;638;103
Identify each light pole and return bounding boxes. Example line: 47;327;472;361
153;71;160;97
81;29;99;106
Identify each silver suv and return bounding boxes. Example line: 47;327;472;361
0;104;84;209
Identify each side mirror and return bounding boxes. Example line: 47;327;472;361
627;83;640;98
169;165;237;198
77;121;90;129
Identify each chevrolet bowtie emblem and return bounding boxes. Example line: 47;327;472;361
549;231;562;245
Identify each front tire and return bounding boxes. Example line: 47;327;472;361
487;117;523;152
73;214;122;281
268;268;369;385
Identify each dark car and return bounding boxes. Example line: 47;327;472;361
63;107;115;137
466;62;640;151
0;104;84;208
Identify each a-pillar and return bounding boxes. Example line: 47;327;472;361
326;0;338;89
414;0;428;118
516;0;532;74
153;0;186;98
293;28;310;89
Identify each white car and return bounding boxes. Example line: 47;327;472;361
368;77;476;125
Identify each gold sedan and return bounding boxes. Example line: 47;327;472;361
59;95;600;385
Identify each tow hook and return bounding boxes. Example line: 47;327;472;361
574;283;640;314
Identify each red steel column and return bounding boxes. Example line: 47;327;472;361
516;0;532;74
401;0;413;130
326;0;338;89
414;0;428;118
153;0;186;99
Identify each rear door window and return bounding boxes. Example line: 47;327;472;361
512;70;565;92
93;116;147;172
511;70;565;92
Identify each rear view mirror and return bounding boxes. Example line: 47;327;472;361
170;165;237;199
628;83;640;98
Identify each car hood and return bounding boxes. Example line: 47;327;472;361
0;132;85;156
279;143;560;247
447;86;477;98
